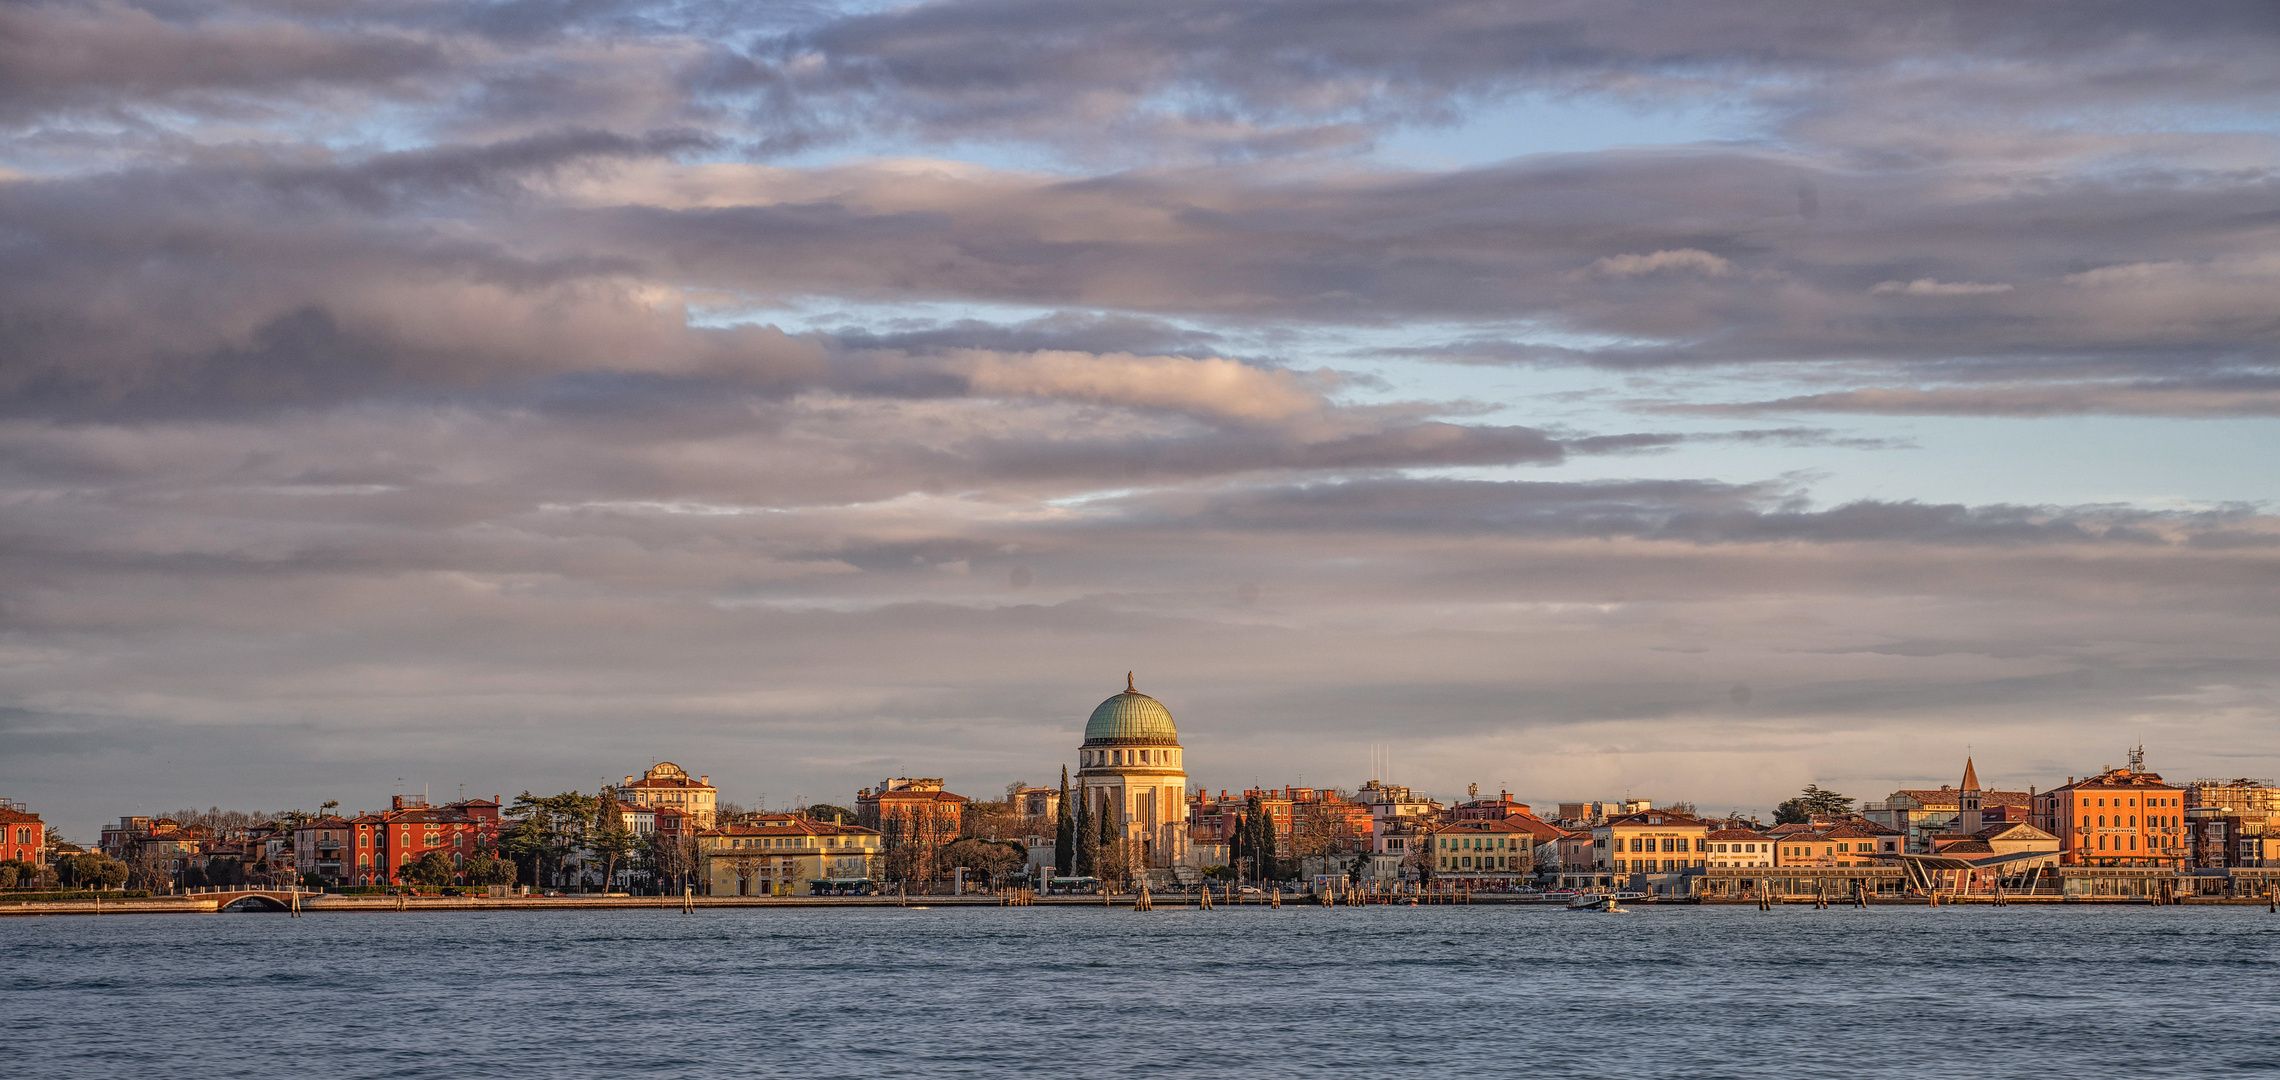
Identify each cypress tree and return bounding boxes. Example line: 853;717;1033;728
1073;783;1094;877
1054;766;1074;876
1230;812;1248;877
1246;793;1277;882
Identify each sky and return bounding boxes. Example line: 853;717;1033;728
4;0;2278;839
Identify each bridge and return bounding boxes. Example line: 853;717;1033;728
185;886;317;912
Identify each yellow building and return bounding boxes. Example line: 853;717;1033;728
1592;810;1715;874
620;762;718;828
700;816;882;896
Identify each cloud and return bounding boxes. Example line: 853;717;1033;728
7;0;2280;838
1666;378;2280;418
1870;279;2013;296
1587;249;1735;278
958;350;1329;422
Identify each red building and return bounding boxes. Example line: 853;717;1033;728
1452;791;1533;821
371;795;498;885
0;801;46;868
314;795;503;886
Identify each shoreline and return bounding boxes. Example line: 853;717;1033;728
6;893;2273;916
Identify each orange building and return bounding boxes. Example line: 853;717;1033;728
0;802;45;869
1770;824;1894;867
857;777;969;840
1451;790;1532;821
2033;764;2186;868
1592;809;1715;874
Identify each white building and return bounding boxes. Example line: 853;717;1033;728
1074;674;1189;871
1705;828;1775;867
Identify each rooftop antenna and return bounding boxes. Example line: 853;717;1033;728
2129;745;2145;773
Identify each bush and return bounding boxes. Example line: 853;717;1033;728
0;890;152;904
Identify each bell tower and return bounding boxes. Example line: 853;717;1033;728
1958;757;1983;836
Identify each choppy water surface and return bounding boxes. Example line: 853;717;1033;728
6;904;2279;1078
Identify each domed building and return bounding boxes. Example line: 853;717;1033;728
1076;674;1189;870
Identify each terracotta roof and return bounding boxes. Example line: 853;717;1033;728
1816;825;1890;840
1604;810;1714;828
1426;818;1535;836
2047;770;2178;792
382;808;477;824
1892;788;2033;807
1706;829;1773;840
1812;814;1903;835
702;821;879;838
1495;815;1568;841
864;789;970;804
1934;822;2053;843
295;816;353;829
623;776;712;789
0;808;43;824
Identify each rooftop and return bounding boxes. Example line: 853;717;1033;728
1083;673;1180;744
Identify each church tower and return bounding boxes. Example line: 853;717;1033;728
1075;673;1189;871
1958;757;1983;836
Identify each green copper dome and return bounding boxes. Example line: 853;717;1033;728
1084;676;1179;744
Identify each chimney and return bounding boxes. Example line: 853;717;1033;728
698;776;708;785
625;776;636;786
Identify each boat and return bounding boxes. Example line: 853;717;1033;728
1567;893;1614;910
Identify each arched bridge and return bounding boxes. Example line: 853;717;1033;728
193;887;315;912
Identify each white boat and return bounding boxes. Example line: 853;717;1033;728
1568;893;1614;910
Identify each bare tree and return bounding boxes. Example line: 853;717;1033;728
727;852;763;896
1094;837;1137;892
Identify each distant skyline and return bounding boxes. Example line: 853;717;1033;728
4;1;2277;841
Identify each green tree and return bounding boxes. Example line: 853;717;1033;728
1053;766;1074;876
504;791;601;888
61;852;129;889
1229;808;1247;880
1097;794;1116;853
1072;784;1094;877
1774;785;1855;825
463;853;517;887
406;850;457;887
802;803;858;824
1244;794;1282;882
588;792;643;892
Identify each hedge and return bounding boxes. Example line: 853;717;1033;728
0;890;153;903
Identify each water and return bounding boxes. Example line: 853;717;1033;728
6;904;2278;1078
